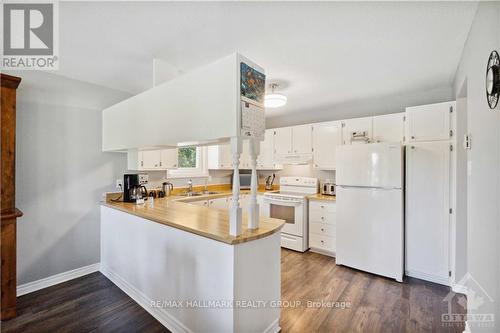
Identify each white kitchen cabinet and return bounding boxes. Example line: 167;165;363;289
372;113;405;143
273;127;293;155
257;129;280;170
406;101;454;142
191;200;209;207
309;200;336;257
240;141;251;169
208;197;227;209
128;149;178;170
342;116;373;145
312;121;343;170
207;144;232;170
292;124;313;154
160;149;178;169
405;141;451;285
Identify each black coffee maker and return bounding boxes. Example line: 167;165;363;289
123;174;148;202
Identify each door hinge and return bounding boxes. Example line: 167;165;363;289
450;145;453;152
403;116;406;121
403;136;406;142
464;134;471;150
449;208;453;214
311;147;314;152
450;130;453;137
342;122;346;128
274;131;277;135
449;270;452;277
449;106;453;113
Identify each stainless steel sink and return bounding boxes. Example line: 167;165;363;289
202;191;220;195
179;192;204;197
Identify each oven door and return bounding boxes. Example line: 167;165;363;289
264;197;304;237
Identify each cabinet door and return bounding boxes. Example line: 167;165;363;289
406;142;450;283
208;198;227;209
141;150;161;169
406;102;452;142
372;113;405;143
257;130;275;169
192;200;209;207
274;127;293;155
292;124;312;154
160;149;178;169
240;140;251;169
208;145;232;169
342;117;373;145
312;121;342;170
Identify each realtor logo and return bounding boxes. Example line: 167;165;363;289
2;2;59;69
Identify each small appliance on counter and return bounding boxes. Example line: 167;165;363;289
160;182;174;197
265;174;275;190
123;174;148;203
320;180;336;196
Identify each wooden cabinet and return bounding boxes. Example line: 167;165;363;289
372;113;405;143
128;149;178;170
308;201;336;257
312;121;342;170
342;116;373;145
1;74;23;320
406;102;454;142
405;142;451;285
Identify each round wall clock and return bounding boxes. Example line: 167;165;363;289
486;50;500;109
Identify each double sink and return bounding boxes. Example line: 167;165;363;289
179;191;220;197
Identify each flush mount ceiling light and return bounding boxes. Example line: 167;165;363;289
265;83;287;108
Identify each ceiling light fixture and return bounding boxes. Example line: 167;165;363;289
265;83;287;108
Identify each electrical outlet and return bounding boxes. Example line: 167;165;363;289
116;179;123;189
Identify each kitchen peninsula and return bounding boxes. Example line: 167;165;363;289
101;195;284;333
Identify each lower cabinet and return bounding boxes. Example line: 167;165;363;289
189;194;264;214
308;200;336;257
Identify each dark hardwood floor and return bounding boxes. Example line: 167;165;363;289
1;249;465;333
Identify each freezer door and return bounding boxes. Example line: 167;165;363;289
336;142;402;188
336;186;403;281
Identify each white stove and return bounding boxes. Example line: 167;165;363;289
262;177;318;252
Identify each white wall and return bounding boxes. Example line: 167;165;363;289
453;2;500;331
12;71;130;285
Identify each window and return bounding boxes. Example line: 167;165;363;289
167;147;208;178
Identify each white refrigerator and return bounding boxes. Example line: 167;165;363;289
335;142;403;282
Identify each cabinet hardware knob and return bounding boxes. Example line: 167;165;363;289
411;136;415;139
321;216;324;220
321;228;325;232
321;205;324;208
321;240;324;243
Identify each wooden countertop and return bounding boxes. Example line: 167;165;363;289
307;194;337;202
103;192;284;245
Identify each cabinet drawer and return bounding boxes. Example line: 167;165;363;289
309;210;336;225
310;234;335;251
310;222;335;237
309;201;336;213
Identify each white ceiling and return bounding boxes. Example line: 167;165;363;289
56;1;477;118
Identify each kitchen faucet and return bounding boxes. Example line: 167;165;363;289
187;179;193;193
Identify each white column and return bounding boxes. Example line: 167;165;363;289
230;137;242;236
248;138;260;229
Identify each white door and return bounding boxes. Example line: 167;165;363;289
257;130;275;169
342;116;373;145
406;142;450;284
336;143;403;188
336;186;403;281
160;149;178;169
312;121;342;170
406;102;453;142
372;113;405;143
291;124;312;154
274;127;293;155
141;150;161;169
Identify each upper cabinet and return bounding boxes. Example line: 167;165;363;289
341;117;373;145
128;149;178;170
372;113;405;143
274;127;293;155
208;144;232;170
312;121;342;170
257;129;281;170
406;102;455;142
274;125;313;164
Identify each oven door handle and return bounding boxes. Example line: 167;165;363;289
263;197;302;206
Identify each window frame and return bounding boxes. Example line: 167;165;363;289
167;147;209;179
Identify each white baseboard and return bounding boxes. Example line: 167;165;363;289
405;269;450;286
262;318;281;333
100;265;192;333
17;263;100;296
452;283;468;295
